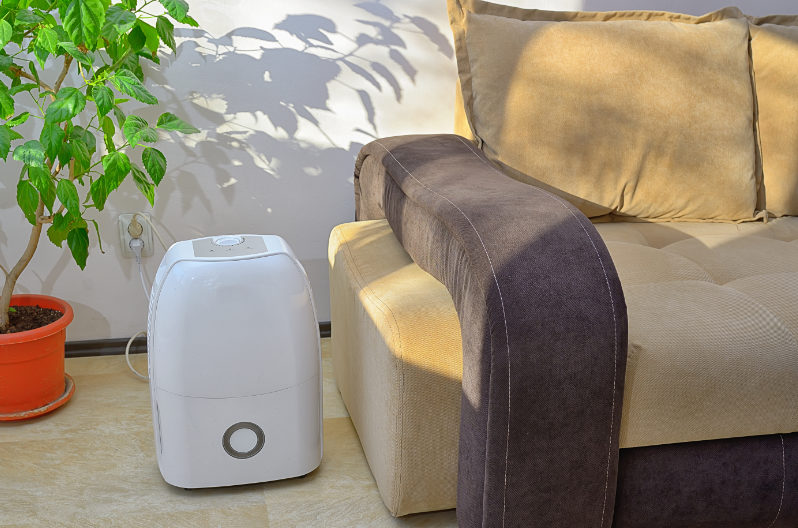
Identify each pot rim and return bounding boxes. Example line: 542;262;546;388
0;294;74;345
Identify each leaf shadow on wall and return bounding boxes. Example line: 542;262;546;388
142;1;454;229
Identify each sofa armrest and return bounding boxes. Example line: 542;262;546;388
354;134;628;528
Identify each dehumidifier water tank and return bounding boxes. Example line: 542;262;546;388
147;235;322;488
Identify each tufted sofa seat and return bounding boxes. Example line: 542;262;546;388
329;217;798;516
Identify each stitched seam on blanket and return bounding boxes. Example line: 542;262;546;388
452;138;514;525
373;139;511;526
766;434;786;528
454;136;619;528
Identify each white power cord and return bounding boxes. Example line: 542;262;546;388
127;237;150;381
130;237;150;303
124;213;173;382
125;330;149;381
134;212;169;251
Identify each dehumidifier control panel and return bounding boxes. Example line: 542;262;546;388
191;235;267;258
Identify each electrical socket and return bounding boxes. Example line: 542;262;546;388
118;213;154;258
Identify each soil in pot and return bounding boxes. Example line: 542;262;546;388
2;305;64;334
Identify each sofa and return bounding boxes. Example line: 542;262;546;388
328;1;798;526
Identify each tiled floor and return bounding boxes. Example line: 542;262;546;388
0;339;456;527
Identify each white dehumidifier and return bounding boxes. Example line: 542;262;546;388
147;234;322;488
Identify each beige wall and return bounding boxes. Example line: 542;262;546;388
1;0;795;340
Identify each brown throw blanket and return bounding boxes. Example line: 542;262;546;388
354;134;628;527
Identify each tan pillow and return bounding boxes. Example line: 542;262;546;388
749;16;798;217
448;0;758;221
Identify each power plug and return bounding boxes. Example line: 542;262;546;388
118;213;154;258
128;215;144;238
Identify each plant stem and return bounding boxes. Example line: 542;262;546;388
54;55;73;92
14;68;54;94
0;200;44;332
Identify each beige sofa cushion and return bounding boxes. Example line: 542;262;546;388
330;218;798;514
750;16;798;217
448;0;758;221
328;221;463;517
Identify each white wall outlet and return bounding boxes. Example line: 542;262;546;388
118;213;154;258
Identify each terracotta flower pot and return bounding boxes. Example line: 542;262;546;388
0;294;75;421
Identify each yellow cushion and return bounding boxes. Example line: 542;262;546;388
448;0;758;221
750;16;798;216
328;221;462;516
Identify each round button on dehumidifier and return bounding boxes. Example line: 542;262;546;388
212;235;244;246
222;422;265;459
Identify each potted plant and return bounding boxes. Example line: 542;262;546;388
0;0;199;420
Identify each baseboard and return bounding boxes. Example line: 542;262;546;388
319;321;331;338
66;321;332;358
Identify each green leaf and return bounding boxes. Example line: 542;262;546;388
112;105;126;128
156;16;175;52
57;42;94;66
183;15;199;28
88;218;104;254
156;112;199;134
41;12;58;29
101;5;136;40
50;211;87;248
160;0;189;23
89;164;126;211
35;28;59;55
135;20;159;53
0;20;12;48
110;69;157;105
67;227;89;269
13;140;46;168
56;179;80;213
0;55;14;73
131;165;154;205
102;150;130;186
142;147;166;185
64;0;106;49
70;126;96;155
47;212;70;247
92;84;113;117
9;83;38;96
70;139;90;176
136;48;159;65
15;10;43;25
90;175;109;210
28;166;56;213
68;127;94;179
0;125;9;160
101;115;115;152
54;26;70;43
40;122;65;162
33;45;49;70
6;112;29;127
0;84;13;120
45;87;86;123
57;140;71;168
28;61;40;86
123;115;158;146
117;52;143;80
47;212;94;250
17;180;39;225
127;24;145;51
